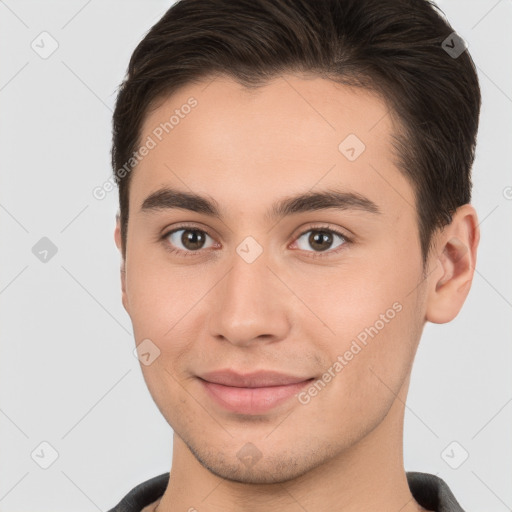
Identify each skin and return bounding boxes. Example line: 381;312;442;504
114;74;479;512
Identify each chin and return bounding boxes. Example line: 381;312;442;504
187;438;332;485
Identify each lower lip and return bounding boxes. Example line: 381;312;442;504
199;378;313;415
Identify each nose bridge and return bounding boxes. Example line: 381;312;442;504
207;242;290;346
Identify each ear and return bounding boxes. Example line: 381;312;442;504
425;204;480;324
114;212;129;313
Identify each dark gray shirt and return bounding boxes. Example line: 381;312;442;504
107;471;465;511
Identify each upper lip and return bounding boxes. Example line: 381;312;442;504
199;370;312;388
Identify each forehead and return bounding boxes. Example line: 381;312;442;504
130;73;413;219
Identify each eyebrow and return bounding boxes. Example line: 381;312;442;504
140;186;381;220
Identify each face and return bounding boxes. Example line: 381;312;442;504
117;74;431;484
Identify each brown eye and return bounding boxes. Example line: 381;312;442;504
165;228;214;253
309;231;334;252
294;227;347;254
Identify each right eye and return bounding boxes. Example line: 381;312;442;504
162;226;217;256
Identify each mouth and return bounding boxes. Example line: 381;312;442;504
197;370;315;415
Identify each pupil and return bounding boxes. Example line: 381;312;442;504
183;230;204;250
310;231;332;251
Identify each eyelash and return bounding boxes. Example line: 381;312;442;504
160;224;351;259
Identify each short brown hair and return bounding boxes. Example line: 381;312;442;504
112;0;481;261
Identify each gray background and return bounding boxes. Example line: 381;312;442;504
0;0;510;510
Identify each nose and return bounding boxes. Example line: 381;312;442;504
207;249;291;347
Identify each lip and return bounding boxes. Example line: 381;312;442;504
198;370;314;414
199;369;312;387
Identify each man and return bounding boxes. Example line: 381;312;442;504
108;0;481;510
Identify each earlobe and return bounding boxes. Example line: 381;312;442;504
114;215;129;313
425;204;480;324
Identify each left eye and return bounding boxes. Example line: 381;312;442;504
294;228;347;254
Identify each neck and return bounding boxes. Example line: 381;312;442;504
155;375;429;512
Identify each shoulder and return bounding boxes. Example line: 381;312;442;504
107;473;170;512
406;471;465;512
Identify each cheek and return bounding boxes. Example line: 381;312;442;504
329;292;423;410
125;251;198;340
125;254;211;395
295;300;421;438
289;250;418;340
292;250;423;394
